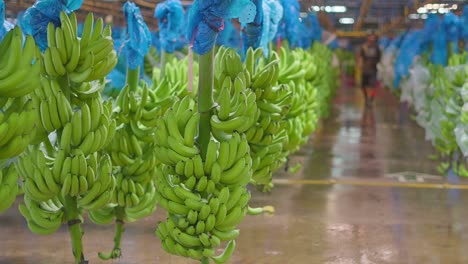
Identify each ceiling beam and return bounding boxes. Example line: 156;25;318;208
354;0;374;31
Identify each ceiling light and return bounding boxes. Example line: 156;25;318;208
339;18;354;25
452;4;458;9
311;6;320;12
417;7;427;14
408;14;419;19
330;6;347;13
310;5;346;13
438;8;449;14
420;14;428;19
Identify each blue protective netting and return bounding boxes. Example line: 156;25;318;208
216;19;240;48
463;6;468;51
242;0;283;56
429;15;447;66
304;12;321;44
242;0;263;54
123;1;152;70
154;0;186;53
443;12;460;54
275;0;301;47
393;30;426;88
187;0;257;54
20;0;83;51
392;13;453;87
265;0;283;42
0;0;13;42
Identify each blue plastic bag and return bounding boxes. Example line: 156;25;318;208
216;19;240;48
20;0;83;51
303;12;321;45
461;6;468;51
259;0;283;55
187;0;257;54
123;1;152;70
242;0;263;53
154;0;186;53
276;0;301;47
242;0;283;56
394;30;426;88
0;0;14;42
443;12;460;54
265;0;283;42
429;16;446;66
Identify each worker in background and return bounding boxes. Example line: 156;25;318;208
358;32;381;106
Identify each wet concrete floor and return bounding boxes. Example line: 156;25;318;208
1;83;467;263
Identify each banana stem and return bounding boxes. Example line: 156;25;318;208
98;207;125;260
197;49;215;160
201;257;210;264
64;196;86;264
126;66;140;92
160;50;169;80
113;207;125;255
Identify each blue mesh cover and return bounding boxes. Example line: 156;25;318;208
123;1;152;70
154;0;185;53
0;0;13;42
306;12;321;43
443;12;460;53
20;0;83;51
217;19;240;49
242;0;262;53
428;15;446;66
463;6;468;51
151;32;161;51
393;30;425;88
187;0;257;54
276;0;301;47
265;0;282;42
242;0;283;56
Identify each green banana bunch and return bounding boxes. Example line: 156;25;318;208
0;164;19;212
0;27;41;98
211;47;260;141
150;56;197;102
42;12;117;83
33;76;73;134
154;95;252;263
88;178;158;225
240;48;291;190
154;96;200;164
0;27;41;163
18;195;64;235
17;146;116;211
0;96;39;160
114;83;169;132
277;47;307;84
13;10;119;264
144;46;160;77
93;80;165;260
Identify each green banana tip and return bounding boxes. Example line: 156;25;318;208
97;251;114;260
